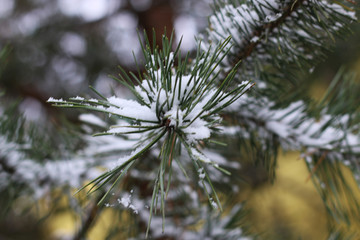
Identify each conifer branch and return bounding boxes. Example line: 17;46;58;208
48;32;253;235
205;0;357;87
2;0;359;238
229;0;307;67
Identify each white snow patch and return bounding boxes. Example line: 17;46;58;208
79;113;106;127
47;97;64;102
106;96;157;121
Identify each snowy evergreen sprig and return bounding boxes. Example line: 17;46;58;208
48;32;253;235
0;101;101;199
204;0;357;88
202;0;360;227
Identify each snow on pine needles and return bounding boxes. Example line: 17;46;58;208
48;34;252;234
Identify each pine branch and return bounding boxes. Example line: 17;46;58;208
228;0;307;67
48;32;254;236
3;0;357;239
205;0;357;89
0;104;108;199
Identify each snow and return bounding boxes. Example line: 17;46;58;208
117;191;138;214
0;131;136;199
72;96;85;100
106;96;158;121
0;133;102;198
198;167;205;180
203;149;241;168
207;1;284;50
5;1;360;238
83;134;136;155
250;36;259;43
107;123;156;134
43;30;258;229
47;97;64;102
324;1;357;20
44;44;250;207
183;119;211;142
204;0;357;80
209;197;218;209
230;94;360;158
79;113;106;127
264;13;282;23
191;147;211;164
164;106;184;127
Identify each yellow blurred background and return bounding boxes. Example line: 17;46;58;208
33;150;359;240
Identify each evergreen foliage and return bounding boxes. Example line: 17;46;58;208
1;0;360;239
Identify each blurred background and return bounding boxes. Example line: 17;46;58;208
1;0;360;239
0;0;212;123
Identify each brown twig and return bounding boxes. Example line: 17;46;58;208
72;194;104;240
306;151;328;182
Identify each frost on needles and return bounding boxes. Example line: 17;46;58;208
48;34;253;234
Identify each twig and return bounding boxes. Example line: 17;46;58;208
72;194;104;240
306;151;328;182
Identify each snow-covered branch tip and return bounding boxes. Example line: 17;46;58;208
48;32;253;234
204;0;357;75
